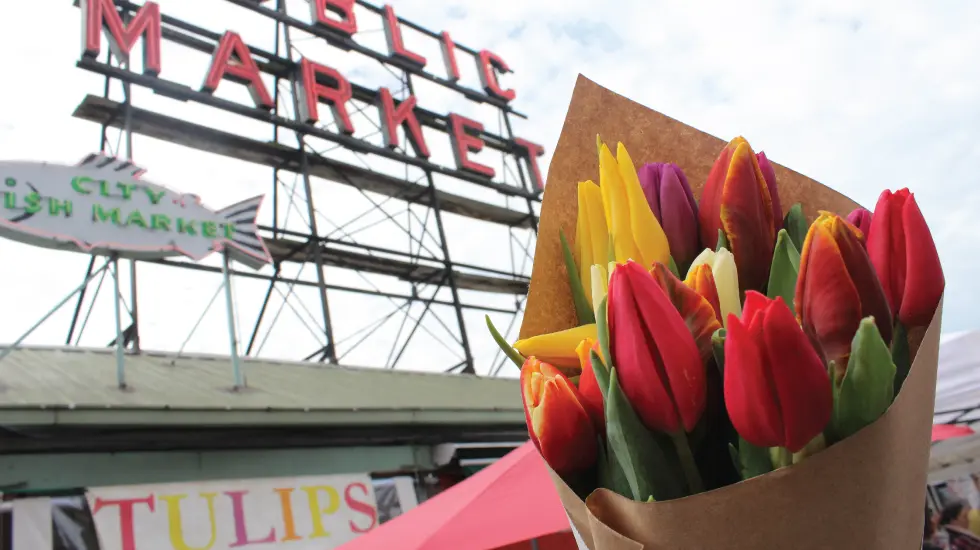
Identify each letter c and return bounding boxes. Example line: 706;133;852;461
72;176;94;195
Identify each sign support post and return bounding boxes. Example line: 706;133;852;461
110;254;126;388
222;250;244;389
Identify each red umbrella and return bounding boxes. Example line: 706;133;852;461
932;423;975;443
339;442;572;550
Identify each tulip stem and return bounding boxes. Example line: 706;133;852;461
670;431;704;494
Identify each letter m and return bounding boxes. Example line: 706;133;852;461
81;0;162;76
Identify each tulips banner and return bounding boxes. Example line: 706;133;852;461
487;76;945;549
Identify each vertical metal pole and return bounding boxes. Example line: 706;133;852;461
280;0;337;363
404;74;474;374
122;44;141;353
222;251;244;388
502;112;539;234
111;255;126;388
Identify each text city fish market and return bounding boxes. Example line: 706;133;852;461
2;177;236;239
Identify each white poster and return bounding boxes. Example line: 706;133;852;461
86;474;378;550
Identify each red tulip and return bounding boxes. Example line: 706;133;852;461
699;137;778;292
795;213;892;364
846;207;873;244
725;292;832;452
520;357;598;476
866;189;944;328
756;151;783;221
575;338;605;428
649;262;722;364
607;261;706;433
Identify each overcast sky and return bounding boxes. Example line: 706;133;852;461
0;0;976;379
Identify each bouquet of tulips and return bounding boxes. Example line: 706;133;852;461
487;77;946;549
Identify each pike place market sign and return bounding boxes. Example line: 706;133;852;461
0;154;272;269
78;0;547;190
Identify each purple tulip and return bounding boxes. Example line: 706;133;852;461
756;151;783;221
847;207;874;242
638;162;700;269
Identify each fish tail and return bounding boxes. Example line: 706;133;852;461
217;195;272;270
76;153;147;179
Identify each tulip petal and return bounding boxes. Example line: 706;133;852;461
699;141;736;248
867;189;907;313
599;143;638;263
898;194;945;327
827;214;892;344
760;299;832;452
690;248;742;325
684;263;723;325
659;165;700;268
724;314;784;448
617;143;671;267
577;180;609;305
846;207;873;243
576;338;605;427
532;375;599;474
720;141;776;292
650;262;721;364
514;324;598;368
756;151;782;221
741;290;770;327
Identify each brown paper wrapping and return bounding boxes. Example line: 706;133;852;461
522;76;943;549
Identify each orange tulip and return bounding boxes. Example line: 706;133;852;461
520;357;598;476
575;338;605;428
684;263;723;325
650;262;722;364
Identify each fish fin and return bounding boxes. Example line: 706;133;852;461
218;195;272;270
77;153;147;179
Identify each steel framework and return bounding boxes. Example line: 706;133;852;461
53;0;540;377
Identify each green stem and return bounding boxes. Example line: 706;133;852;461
671;431;704;494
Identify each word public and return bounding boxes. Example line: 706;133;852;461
80;0;546;189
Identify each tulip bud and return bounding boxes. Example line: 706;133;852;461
866;189;945;328
576;180;610;307
756;151;783;221
638;163;700;270
830;317;896;442
649;262;721;364
688;248;741;326
846;207;873;244
513;324;598;369
521;357;598;476
575;338;605;427
607;261;706;434
795;213;892;364
699;137;777;292
597;139;671;268
684;263;723;325
724;292;833;453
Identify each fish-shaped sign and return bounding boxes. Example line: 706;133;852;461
0;153;272;269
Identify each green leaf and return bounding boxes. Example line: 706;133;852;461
727;443;741;473
891;320;911;397
716;229;730;252
485;315;524;368
605;368;689;501
668;256;680;278
738;437;773;479
783;203;808;252
590;349;611;405
568;375;581;385
711;328;726;376
596;297;613;370
596;435;632;498
559;229;596;326
832;317;896;440
767;229;801;314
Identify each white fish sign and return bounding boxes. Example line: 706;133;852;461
0;153;272;269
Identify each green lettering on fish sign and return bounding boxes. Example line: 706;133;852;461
145;188;166;205
71;176;93;195
48;198;72;217
150;214;171;231
223;223;236;239
177;218;197;236
4;178;15;188
99;180;112;198
117;183;137;200
125;210;148;228
3;192;14;209
24;192;41;214
92;204;122;225
201;221;218;238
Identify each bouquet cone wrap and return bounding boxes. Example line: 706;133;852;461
522;76;943;550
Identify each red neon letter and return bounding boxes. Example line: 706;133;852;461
344;482;378;534
477;50;516;102
382;5;426;68
514;138;546;190
377;88;429;158
309;0;357;36
202;32;274;110
91;495;155;550
439;31;460;82
298;58;354;135
448;114;494;178
81;0;162;75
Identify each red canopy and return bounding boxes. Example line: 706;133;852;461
339;442;572;550
932;423;975;443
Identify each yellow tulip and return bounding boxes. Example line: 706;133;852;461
575;181;609;307
590;264;608;317
597;138;670;268
514;324;598;369
688;248;742;326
